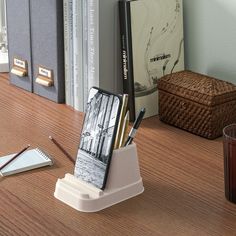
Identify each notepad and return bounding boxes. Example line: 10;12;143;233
0;148;53;176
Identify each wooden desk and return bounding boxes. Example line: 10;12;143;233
0;73;236;236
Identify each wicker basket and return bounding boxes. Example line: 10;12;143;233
157;70;236;139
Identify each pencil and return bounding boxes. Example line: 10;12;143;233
119;110;129;148
0;144;30;171
114;94;129;149
49;136;75;164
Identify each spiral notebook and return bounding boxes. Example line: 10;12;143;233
0;148;53;176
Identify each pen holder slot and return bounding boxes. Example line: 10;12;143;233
54;143;144;212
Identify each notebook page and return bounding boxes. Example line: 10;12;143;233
0;148;53;176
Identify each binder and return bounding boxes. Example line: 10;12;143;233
6;0;33;92
30;0;65;103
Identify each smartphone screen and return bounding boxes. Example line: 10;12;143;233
74;87;122;189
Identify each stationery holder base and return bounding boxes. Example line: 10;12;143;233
54;143;144;212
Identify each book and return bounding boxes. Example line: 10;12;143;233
85;0;122;95
73;0;84;111
63;0;73;106
82;0;89;110
64;0;87;111
119;0;185;119
68;0;74;107
63;0;122;111
119;0;135;121
0;148;53;176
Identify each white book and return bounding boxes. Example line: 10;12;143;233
63;0;71;106
63;0;74;107
86;0;122;95
0;148;53;176
82;0;89;110
132;0;184;118
68;0;74;107
87;0;98;90
73;0;84;111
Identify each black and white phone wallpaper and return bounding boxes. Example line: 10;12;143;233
74;87;121;189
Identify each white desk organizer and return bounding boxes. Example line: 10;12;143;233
54;143;144;212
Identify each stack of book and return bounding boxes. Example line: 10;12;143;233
64;0;185;119
64;0;122;112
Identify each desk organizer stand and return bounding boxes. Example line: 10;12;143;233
54;143;144;212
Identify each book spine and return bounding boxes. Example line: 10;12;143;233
82;0;88;108
56;0;66;103
73;0;84;111
119;0;135;121
72;0;78;109
63;0;69;104
87;0;99;90
78;0;85;111
63;0;72;106
68;0;74;107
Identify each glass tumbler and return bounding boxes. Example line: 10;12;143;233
223;124;236;203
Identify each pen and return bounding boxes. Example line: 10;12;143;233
49;136;75;164
0;144;30;172
124;108;146;146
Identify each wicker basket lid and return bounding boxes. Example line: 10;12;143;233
157;70;236;106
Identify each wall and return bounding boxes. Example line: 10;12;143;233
0;0;7;48
183;0;236;83
0;0;6;40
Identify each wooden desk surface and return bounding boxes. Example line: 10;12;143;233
0;73;236;236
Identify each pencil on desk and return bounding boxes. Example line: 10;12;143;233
49;136;75;164
0;144;30;173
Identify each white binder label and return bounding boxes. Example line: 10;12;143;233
14;58;26;69
38;66;52;78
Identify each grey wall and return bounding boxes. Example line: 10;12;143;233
183;0;236;83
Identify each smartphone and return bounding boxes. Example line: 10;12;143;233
74;87;122;189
